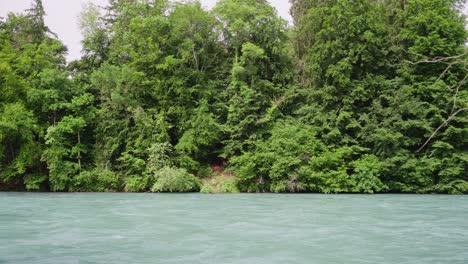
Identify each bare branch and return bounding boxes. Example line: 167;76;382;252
403;49;468;65
436;63;452;81
416;107;468;153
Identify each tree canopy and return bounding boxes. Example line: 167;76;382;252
0;0;466;193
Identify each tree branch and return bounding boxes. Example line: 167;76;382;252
416;107;468;152
403;49;468;65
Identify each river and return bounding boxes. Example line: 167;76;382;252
1;193;467;263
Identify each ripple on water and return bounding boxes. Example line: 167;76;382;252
0;193;467;264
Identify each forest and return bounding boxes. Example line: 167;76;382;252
0;0;466;193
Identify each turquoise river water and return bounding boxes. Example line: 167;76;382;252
1;193;467;263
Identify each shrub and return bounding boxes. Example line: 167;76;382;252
151;167;201;192
230;121;325;192
24;174;47;191
124;175;153;192
433;180;468;194
71;168;120;192
200;176;240;194
350;154;387;193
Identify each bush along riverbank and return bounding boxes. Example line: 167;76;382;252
0;0;467;194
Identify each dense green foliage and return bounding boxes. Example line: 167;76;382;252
151;167;201;192
0;0;466;193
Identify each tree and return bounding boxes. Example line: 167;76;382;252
0;103;42;190
214;0;294;157
1;0;466;193
25;0;49;43
0;3;67;190
291;0;467;193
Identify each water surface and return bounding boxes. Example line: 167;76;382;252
1;193;467;263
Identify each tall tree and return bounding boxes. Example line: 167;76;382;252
214;0;294;157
